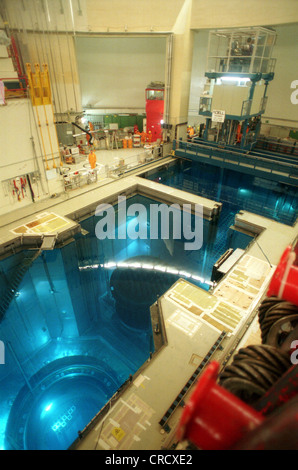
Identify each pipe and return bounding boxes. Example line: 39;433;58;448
26;63;51;170
64;0;79;111
175;122;188;140
39;0;64;116
36;106;50;170
72;121;93;145
42;63;63;166
30;0;44;65
27;92;50;195
5;27;173;37
56;26;70;111
164;34;173;140
26;174;35;202
35;63;56;168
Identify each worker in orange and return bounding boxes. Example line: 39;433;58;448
88;148;97;169
236;124;242;144
141;131;146;145
187;126;194;138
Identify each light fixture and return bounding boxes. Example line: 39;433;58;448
220;76;250;82
217;76;251;87
78;261;217;288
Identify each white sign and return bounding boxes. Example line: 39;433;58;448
212;109;225;122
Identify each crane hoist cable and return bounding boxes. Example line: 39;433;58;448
42;63;63;166
36;104;50;171
26;63;50;171
72;121;93;146
35;63;56;169
35;0;70;166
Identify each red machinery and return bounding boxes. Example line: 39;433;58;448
177;241;298;450
145;84;164;142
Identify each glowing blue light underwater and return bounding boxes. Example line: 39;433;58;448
238;188;250;195
45;403;53;412
282;202;295;212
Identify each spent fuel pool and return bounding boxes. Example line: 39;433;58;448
0;192;253;450
143;159;298;227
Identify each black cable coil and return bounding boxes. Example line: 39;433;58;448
257;296;298;346
218;344;292;405
218;295;298;406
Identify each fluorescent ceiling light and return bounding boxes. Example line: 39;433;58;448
220;76;250;82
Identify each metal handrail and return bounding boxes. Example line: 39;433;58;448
177;139;298;171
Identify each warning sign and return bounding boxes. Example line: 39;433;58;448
111;427;126;442
212;110;225;122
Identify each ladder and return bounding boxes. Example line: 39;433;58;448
0;235;57;322
0;250;42;322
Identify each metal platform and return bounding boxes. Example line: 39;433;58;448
173;139;298;186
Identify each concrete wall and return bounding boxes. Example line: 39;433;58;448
2;0;185;33
263;23;298;128
190;0;298;29
4;0;297;33
75;36;166;111
0;98;64;216
85;0;185;32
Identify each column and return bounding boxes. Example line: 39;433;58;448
166;0;194;142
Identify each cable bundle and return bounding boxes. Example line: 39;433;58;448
218;344;291;405
257;296;298;347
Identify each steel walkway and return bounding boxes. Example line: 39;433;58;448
173;139;298;186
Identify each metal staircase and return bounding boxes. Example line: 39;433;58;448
0;250;41;322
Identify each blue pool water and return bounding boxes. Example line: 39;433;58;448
0;194;251;450
144;159;298;227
